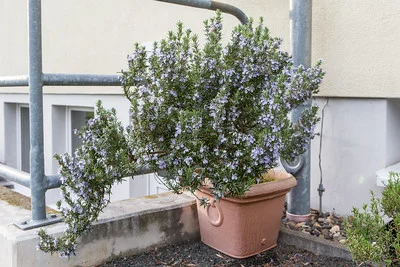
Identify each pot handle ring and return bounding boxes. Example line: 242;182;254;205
206;199;224;227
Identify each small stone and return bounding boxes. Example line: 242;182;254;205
333;232;341;239
324;234;333;240
321;229;329;237
301;224;311;230
330;225;340;234
313;229;321;236
313;222;321;228
288;222;297;231
318;218;325;223
339;239;346;244
325;218;332;224
296;222;306;228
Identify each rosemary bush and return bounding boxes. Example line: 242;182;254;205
38;12;324;257
38;102;134;258
122;12;324;202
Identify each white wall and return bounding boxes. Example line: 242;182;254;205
310;97;400;215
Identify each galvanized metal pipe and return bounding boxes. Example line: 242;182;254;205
0;75;29;87
154;0;248;24
283;0;313;222
0;165;156;191
45;175;62;189
290;0;312;67
0;74;121;87
43;73;121;86
28;0;47;221
210;1;248;24
45;166;155;190
0;164;31;188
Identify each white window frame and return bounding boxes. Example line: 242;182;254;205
65;106;94;154
16;104;29;172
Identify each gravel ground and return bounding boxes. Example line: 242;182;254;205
281;208;347;244
100;241;355;267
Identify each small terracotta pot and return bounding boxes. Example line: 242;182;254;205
196;169;296;258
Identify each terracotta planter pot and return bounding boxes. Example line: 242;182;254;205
196;169;296;258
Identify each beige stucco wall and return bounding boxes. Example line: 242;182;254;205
313;1;400;98
0;0;288;94
1;1;399;97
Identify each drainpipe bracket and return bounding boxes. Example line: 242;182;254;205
317;183;325;196
14;213;63;231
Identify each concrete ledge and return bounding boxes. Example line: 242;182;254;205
278;227;352;261
0;192;199;267
0;191;354;267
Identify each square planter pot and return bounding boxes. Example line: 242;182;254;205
196;169;296;258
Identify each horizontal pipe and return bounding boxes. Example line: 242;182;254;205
0;75;29;87
0;166;156;191
0;164;61;190
43;73;121;86
45;175;62;189
155;0;211;9
44;166;155;190
0;164;30;188
154;0;248;24
0;73;121;87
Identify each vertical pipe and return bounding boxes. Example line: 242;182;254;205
286;0;312;222
28;0;46;221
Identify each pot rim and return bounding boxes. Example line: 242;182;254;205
197;170;296;203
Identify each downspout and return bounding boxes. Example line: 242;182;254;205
282;0;312;222
154;0;248;24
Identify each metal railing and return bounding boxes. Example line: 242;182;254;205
0;0;247;230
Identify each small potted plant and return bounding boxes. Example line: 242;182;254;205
38;12;324;258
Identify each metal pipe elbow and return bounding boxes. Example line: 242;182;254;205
154;0;248;25
280;155;304;176
210;1;248;24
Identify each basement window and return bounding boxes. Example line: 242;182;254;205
67;108;94;153
17;105;30;173
51;105;94;173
